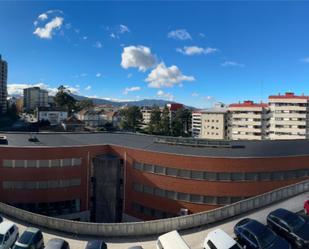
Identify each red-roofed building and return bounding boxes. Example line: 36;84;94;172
268;92;309;140
228;100;270;140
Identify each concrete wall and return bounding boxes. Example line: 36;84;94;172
0;179;308;237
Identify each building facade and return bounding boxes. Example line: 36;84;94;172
0;55;7;114
201;108;228;140
23;87;49;112
228;101;270;140
36;107;68;126
269;92;309;140
192;111;202;137
1;133;309;222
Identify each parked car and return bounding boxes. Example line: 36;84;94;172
45;238;70;249
0;221;19;249
304;200;309;215
267;208;309;248
85;240;107;249
234;218;291;249
203;229;243;249
127;246;143;249
0;216;3;223
13;227;44;249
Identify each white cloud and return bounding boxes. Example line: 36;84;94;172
96;73;101;77
157;90;174;101
167;29;192;40
176;46;218;56
199;33;206;38
121;45;156;72
93;41;103;48
85;85;91;91
191;92;199;97
82;36;87;40
7;83;79;96
146;63;195;88
33;16;64;39
123;86;141;95
127;73;133;78
221;60;245;67
38;13;48;21
301;57;309;63
110;24;130;39
119;24;130;34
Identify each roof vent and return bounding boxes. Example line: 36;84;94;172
0;136;8;145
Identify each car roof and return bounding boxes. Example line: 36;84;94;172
206;229;236;248
269;208;293;218
25;227;40;234
86;240;106;248
0;221;14;234
239;219;268;235
45;238;66;248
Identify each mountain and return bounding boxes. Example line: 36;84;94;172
70;94;180;107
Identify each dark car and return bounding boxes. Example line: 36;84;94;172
267;208;309;248
0;216;3;223
13;227;44;249
85;240;107;249
234;218;291;249
45;238;70;249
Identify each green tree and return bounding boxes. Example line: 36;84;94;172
120;106;143;132
171;108;192;137
76;99;94;111
160;106;170;136
148;106;161;134
54;85;77;114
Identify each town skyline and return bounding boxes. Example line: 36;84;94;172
1;1;309;108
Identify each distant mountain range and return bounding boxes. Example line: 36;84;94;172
70;94;183;108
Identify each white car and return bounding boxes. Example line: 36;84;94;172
204;229;243;249
0;221;19;249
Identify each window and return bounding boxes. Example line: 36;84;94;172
154;165;165;174
191;171;203;180
144;164;154;172
3;160;13;167
166;168;177;176
207;240;217;249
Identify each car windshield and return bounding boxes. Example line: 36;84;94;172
284;213;305;231
257;227;276;248
13;246;26;249
18;231;34;244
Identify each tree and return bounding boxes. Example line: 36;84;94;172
120;106;143;132
148;106;161;134
76;99;94;111
160;106;170;136
171;108;192;137
54;85;77;114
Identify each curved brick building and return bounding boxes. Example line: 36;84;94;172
0;132;309;222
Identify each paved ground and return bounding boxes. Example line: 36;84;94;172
3;191;309;249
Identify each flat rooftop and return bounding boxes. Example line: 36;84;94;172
1;132;309;158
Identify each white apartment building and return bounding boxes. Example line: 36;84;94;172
192;111;202;137
141;107;152;126
201;108;228;140
23;87;49;112
36;107;68;126
268;92;309;139
228;101;270;140
0;55;7;114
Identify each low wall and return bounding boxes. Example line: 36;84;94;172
1;179;309;237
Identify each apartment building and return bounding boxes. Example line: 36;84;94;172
228;101;270;140
268;92;309;139
23;87;49;112
36;107;68;126
201;107;228;140
192;111;202;137
141;107;152;127
0;55;7;114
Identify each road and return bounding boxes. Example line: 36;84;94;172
3;191;309;249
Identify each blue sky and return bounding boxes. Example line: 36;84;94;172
1;1;309;108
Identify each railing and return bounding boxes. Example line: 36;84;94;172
0;179;308;237
155;136;245;148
